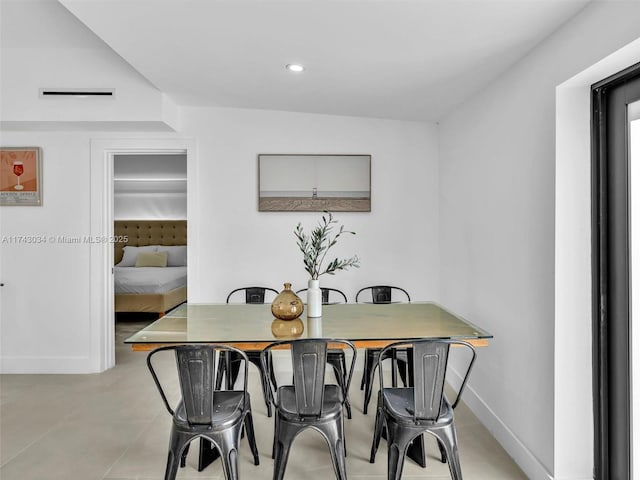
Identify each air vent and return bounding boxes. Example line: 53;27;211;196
39;88;115;98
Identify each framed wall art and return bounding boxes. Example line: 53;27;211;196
0;147;42;206
258;154;371;212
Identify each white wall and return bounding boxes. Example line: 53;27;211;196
0;0;177;130
182;107;439;304
114;154;187;220
0;132;194;373
0;108;438;373
438;2;640;479
0;132;93;372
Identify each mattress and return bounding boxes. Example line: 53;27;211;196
114;266;187;294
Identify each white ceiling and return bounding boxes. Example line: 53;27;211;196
53;1;591;121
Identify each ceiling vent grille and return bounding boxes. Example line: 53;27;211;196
39;88;115;98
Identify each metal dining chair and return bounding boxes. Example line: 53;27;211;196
296;286;353;418
216;286;279;417
355;285;411;304
369;339;476;480
296;287;348;304
261;338;357;480
356;285;411;414
146;344;260;480
226;286;279;304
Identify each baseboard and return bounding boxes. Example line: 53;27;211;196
0;356;92;373
448;367;554;480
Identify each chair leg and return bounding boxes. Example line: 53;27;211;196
329;357;352;420
165;427;191;480
273;421;297;480
360;351;369;390
390;351;398;387
431;426;463;480
248;355;273;417
259;370;273;417
369;405;385;463
437;437;447;463
217;351;245;391
363;358;379;414
271;414;279;459
385;420;413;480
341;415;348;458
179;442;190;468
215;353;226;390
197;438;221;472
211;430;240;480
344;395;352;419
221;447;239;480
340;353;348;388
227;354;242;390
397;358;409;387
268;352;278;389
319;418;347;480
339;354;352;419
244;410;260;465
164;450;181;480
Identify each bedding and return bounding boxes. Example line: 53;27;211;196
114;220;187;315
117;245;158;266
135;251;168;268
114;266;186;294
156;245;187;266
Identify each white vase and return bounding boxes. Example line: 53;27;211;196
307;279;322;318
308;317;323;337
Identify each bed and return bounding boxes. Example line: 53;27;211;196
114;220;187;315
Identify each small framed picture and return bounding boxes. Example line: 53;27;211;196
0;147;42;206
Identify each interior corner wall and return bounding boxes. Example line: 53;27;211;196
180;107;439;304
437;2;640;479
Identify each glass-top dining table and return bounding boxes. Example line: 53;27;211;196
125;301;492;470
125;301;492;350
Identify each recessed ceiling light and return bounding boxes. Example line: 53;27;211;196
286;64;305;73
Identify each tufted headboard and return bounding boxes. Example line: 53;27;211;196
114;220;187;264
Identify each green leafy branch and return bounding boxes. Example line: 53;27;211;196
294;211;360;280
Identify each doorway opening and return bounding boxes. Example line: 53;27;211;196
112;153;188;365
89;138;194;373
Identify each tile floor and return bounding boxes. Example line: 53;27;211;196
0;318;527;480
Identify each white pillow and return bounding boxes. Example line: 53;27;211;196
156;245;187;267
117;245;158;267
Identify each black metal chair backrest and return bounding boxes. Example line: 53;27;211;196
226;286;279;304
262;338;357;418
355;285;411;304
377;339;476;422
147;344;249;424
296;287;348;304
293;340;328;416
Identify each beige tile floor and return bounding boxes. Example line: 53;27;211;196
0;319;527;480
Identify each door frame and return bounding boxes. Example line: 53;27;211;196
592;61;640;480
89;138;195;372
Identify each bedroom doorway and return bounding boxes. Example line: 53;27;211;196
112;153;188;364
89;138;194;372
